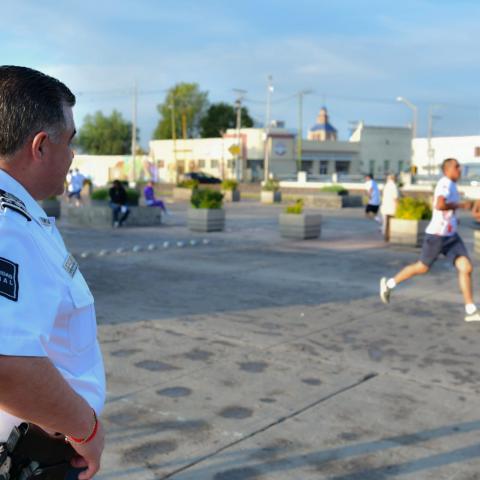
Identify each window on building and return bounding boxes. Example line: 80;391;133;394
475;147;480;157
301;161;313;173
198;159;206;169
398;160;404;173
227;160;234;169
335;161;350;174
384;160;390;173
319;161;329;175
157;160;165;169
210;159;219;169
369;160;375;175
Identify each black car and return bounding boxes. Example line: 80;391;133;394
184;172;222;184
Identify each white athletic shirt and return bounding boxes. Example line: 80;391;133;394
425;176;460;237
365;179;380;206
0;170;105;441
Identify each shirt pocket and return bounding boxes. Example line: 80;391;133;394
68;272;96;354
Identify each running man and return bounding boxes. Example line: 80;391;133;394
380;158;480;322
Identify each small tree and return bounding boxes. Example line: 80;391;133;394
77;110;136;155
153;82;209;139
200;102;254;138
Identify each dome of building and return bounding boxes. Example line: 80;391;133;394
308;107;337;141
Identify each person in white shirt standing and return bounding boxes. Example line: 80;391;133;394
365;174;381;222
380;174;399;241
380;158;479;322
0;66;105;480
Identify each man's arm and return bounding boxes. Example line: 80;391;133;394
0;356;104;480
436;195;472;211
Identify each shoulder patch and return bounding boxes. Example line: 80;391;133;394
0;257;19;302
0;189;32;222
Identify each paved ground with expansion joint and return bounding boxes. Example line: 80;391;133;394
59;201;480;479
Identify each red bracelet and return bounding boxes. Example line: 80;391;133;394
66;409;98;445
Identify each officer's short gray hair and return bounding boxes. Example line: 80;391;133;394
0;66;76;158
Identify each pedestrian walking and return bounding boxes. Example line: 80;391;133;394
380;174;399;241
380;158;479;322
109;180;130;227
67;168;85;206
365;173;381;222
0;66;105;479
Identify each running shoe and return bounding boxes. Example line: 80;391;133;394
465;311;480;322
380;277;391;304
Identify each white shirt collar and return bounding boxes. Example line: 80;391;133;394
0;168;48;221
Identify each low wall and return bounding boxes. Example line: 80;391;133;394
66;205;162;227
283;192;363;208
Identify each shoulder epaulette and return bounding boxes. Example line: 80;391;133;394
0;189;32;222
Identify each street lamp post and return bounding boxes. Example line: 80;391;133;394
396;96;418;174
264;75;273;182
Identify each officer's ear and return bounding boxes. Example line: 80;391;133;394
31;131;49;163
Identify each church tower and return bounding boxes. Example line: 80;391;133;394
308;107;337;141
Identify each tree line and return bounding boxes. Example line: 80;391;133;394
76;82;254;155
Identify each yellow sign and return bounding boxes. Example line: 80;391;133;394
228;144;240;156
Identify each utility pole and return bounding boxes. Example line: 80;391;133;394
396;96;418;171
131;81;138;184
264;75;273;182
233;89;246;181
170;98;178;184
297;89;312;173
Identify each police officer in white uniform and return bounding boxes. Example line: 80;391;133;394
0;66;105;479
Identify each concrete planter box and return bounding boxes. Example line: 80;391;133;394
41;199;61;218
279;213;322;240
301;194;362;209
261;191;282;204
222;190;241;202
173;187;194;201
188;208;225;232
67;205;162;227
389;218;428;246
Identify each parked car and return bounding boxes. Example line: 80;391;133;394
183;172;222;184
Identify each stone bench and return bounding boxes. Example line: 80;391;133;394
66;204;162;227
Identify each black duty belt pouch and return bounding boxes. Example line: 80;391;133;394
1;423;75;480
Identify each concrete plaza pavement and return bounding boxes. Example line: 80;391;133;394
59;202;480;479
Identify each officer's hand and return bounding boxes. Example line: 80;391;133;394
70;420;105;480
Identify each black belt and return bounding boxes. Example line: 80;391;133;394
0;423;74;480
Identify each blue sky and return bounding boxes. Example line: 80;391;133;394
2;0;480;147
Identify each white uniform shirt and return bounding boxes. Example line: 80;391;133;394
380;180;399;216
365;179;380;206
425;176;460;237
0;170;105;441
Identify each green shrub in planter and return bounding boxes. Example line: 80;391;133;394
285;199;304;214
221;179;238;191
91;188;109;201
91;187;139;206
126;188;140;206
320;185;348;195
263;178;280;192
395;197;432;221
177;179;199;190
191;189;224;209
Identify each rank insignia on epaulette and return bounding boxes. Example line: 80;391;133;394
0;189;32;222
63;254;78;278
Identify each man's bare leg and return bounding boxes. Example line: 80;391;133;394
380;261;429;304
394;261;430;285
455;256;474;305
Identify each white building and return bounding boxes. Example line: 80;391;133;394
413;135;480;175
350;122;412;178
